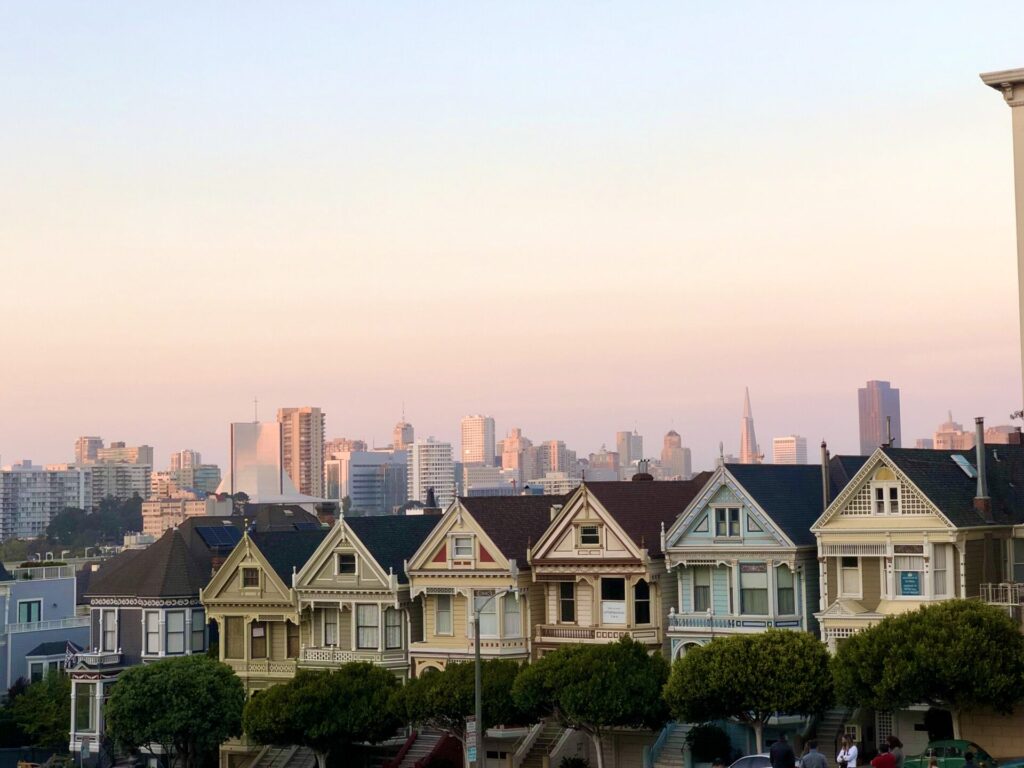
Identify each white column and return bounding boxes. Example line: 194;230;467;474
982;68;1024;407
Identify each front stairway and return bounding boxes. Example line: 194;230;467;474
249;746;318;768
652;724;690;768
519;721;566;768
816;708;851;766
397;730;444;768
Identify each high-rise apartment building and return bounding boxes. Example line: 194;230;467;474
277;407;326;498
0;461;92;540
772;435;808;465
393;420;415;451
96;442;154;466
218;421;300;502
90;462;152;503
500;428;534;487
739;388;761;464
858;380;901;454
74;437;103;465
325;438;367;458
461;415;496;466
169;450;201;471
324;449;408;515
661;430;693;479
407;438;454;508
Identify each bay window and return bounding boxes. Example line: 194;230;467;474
634;580;651;625
191;609;206;652
601;578;626;625
435;595;452;635
166;611;185;654
840;557;861;597
474;593;498;637
101;609;117;652
144;611;160;654
75;683;96;732
251;621;268;658
559;582;575;622
385;609;402;649
739;563;768;615
356;605;379;649
895;555;924;597
933;545;950;597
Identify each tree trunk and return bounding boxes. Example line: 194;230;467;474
754;720;764;754
314;751;327;768
952;709;962;740
592;732;605;768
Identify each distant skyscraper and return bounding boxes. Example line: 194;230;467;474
500;428;534;486
218;421;301;502
96;442;154;465
739;388;761;464
915;438;935;449
393;419;414;451
772;436;808;465
630;431;643;462
858;380;901;454
277;406;326;498
169;449;201;471
74;436;103;465
615;431;632;467
461;415;496;466
407;438;455;508
660;430;692;479
325;437;367;458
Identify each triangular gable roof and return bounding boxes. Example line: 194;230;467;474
580;474;712;557
87;528;211;599
342;515;440;584
457;495;568;565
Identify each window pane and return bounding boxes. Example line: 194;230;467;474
251;621;267;658
435;595;452;635
225;617;243;658
166;611;185;654
242;568;259;588
1014;540;1024;582
693;567;711;612
324;610;338;645
777;566;795;614
30;663;42;683
337;554;356;574
475;594;497;636
503;595;521;637
19;601;40;623
580;526;600;545
385;609;402;649
634;581;651;624
454;537;473;557
357;605;379;649
145;611;160;654
601;578;625;601
559;582;575;622
75;683;95;731
102;610;117;651
191;610;205;652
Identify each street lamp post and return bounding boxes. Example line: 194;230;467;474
472;587;517;768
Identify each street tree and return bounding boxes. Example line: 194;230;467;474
9;672;70;751
512;637;669;768
105;655;244;768
244;665;401;768
832;600;1024;726
394;658;531;751
664;630;833;752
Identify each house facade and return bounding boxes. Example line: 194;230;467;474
405;495;564;676
664;460;863;659
812;436;1024;755
527;475;710;658
293;514;438;678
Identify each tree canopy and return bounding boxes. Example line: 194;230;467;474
46;496;143;547
832;600;1024;717
394;658;532;747
664;630;833;752
244;665;401;768
513;637;669;768
9;672;70;751
105;655;244;768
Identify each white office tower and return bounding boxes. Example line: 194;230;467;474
461;415;496;466
772;436;808;465
216;422;304;503
407;438;455;508
277;406;326;497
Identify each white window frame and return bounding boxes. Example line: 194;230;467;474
17;599;42;624
336;552;357;576
776;564;796;615
165;610;186;654
435;594;453;636
871;483;900;515
452;535;474;559
693;567;711;613
933;544;950;598
323;607;339;646
241;566;261;590
474;592;498;638
144;610;161;655
839;556;862;599
714;507;741;538
739;563;769;616
503;593;522;637
578;524;601;547
356;604;380;650
384;608;402;649
101;608;117;652
894;555;925;599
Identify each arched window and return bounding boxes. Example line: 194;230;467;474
633;580;651;625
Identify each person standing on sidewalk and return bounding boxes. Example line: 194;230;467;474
802;740;828;768
771;733;797;768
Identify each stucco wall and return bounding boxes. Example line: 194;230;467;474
960;709;1024;758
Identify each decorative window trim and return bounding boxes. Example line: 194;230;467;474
17;599;42;624
577;524;601;548
241;567;261;590
713;507;741;539
839;556;862;599
693;514;710;534
451;535;475;561
434;594;453;636
336;552;358;577
746;515;764;533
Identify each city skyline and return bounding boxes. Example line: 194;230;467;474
2;4;1023;473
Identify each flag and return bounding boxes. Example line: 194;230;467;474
64;641;77;670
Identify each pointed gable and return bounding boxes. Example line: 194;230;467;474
458;495;567;565
342;515;439;584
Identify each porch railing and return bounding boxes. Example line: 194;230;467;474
980;582;1024;605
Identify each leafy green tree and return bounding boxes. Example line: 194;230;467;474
513;638;669;768
9;672;71;751
244;665;401;768
394;658;532;754
832;601;1024;726
664;630;833;752
105;655;244;768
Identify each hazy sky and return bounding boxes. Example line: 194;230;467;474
2;2;1024;472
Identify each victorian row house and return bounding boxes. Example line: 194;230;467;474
812;425;1024;757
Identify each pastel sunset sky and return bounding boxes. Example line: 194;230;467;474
2;2;1023;471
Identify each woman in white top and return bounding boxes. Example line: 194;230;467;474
837;736;859;768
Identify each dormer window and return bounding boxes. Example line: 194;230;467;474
453;536;474;559
241;567;260;588
579;525;600;547
715;508;740;538
873;486;900;515
336;553;357;575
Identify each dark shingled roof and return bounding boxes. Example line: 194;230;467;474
27;640;81;658
83;506;323;601
249;530;328;584
583;474;713;557
344;515;439;584
0;563;13;582
86;529;210;599
458;495;569;566
882;445;1024;528
726;457;866;547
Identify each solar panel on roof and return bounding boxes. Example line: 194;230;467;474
195;526;242;548
952;454;977;478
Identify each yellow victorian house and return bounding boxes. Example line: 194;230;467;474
405;495;565;676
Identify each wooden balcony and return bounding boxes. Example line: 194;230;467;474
299;647;408;668
224;658;297;679
534;625;660;644
667;613;803;633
